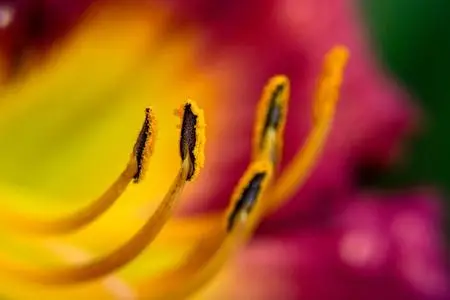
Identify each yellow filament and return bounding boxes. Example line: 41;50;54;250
252;75;290;164
137;160;273;299
0;108;156;235
136;228;237;300
265;45;349;212
0;162;136;235
0;157;191;284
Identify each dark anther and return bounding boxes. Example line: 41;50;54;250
179;103;198;181
133;108;152;183
227;172;266;232
260;84;284;149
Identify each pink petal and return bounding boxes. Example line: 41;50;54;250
0;0;95;73
249;190;449;300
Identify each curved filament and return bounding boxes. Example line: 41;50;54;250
137;160;273;299
0;157;191;284
136;228;239;299
0;162;137;235
0;108;156;235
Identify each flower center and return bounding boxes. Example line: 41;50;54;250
0;46;349;299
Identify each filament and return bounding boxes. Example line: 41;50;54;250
0;157;191;284
137;160;273;299
0;108;156;235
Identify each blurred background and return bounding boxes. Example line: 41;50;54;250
360;0;450;237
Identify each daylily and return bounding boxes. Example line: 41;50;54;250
0;1;447;300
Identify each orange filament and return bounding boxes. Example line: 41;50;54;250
137;160;273;299
0;157;192;284
0;108;156;235
0;100;205;284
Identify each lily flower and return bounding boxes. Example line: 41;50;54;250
0;1;447;300
0;1;348;298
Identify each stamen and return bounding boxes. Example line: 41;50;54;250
0;46;348;297
265;45;349;212
0;105;201;284
0;108;156;235
135;46;347;296
136;160;273;298
252;75;290;164
136;48;347;298
178;100;206;181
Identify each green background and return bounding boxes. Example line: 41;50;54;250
360;0;450;236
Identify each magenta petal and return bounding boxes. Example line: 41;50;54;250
252;191;449;300
0;0;95;72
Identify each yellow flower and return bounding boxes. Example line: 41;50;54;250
0;2;348;299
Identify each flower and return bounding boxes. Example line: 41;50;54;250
0;1;447;300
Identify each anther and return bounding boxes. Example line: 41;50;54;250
178;100;205;181
252;75;290;164
133;107;156;183
227;172;266;232
226;161;273;232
